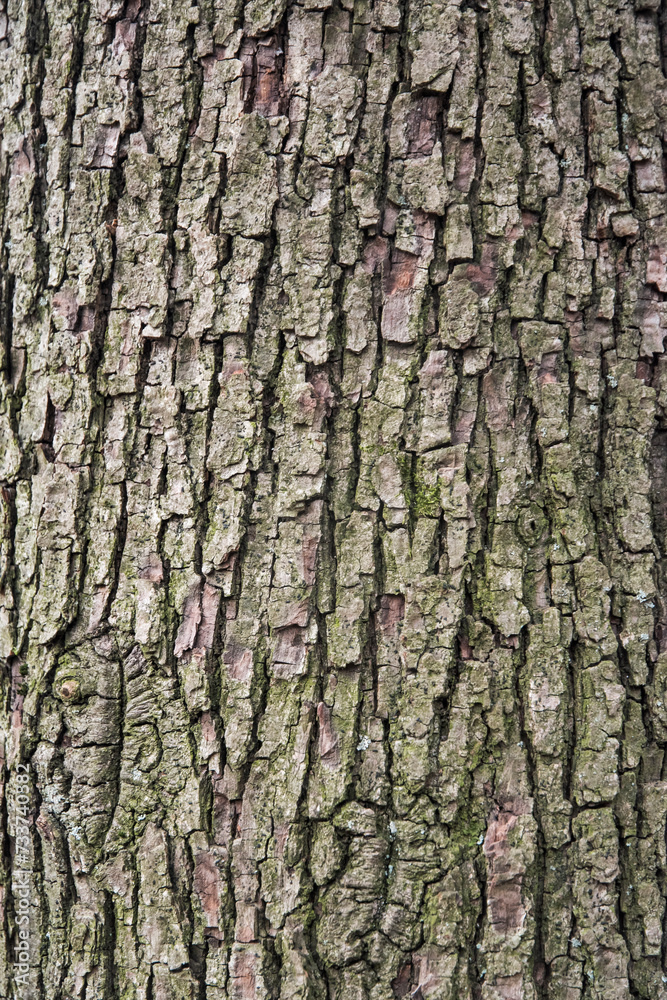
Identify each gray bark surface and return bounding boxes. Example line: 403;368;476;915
1;0;667;998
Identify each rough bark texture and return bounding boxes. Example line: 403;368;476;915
2;0;667;998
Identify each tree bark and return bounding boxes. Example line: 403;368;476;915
1;0;667;998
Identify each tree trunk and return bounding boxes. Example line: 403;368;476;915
1;0;667;997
